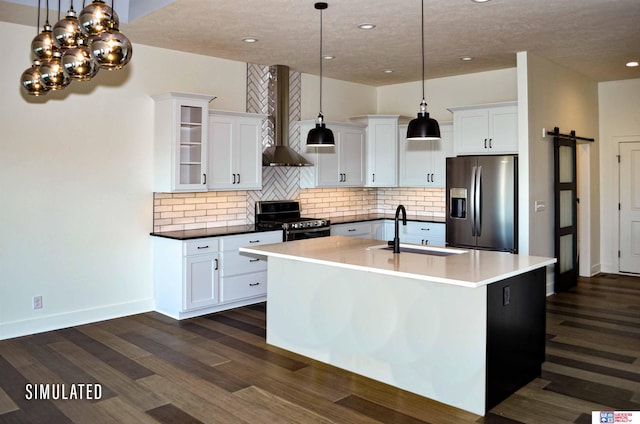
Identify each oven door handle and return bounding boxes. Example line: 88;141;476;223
288;226;330;234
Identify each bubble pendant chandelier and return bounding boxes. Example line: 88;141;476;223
20;0;133;97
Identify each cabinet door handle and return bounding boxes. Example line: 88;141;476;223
214;258;219;270
249;282;260;287
488;138;492;148
249;258;260;262
484;138;488;149
372;173;375;183
202;173;207;184
237;173;241;184
232;173;236;184
197;245;209;249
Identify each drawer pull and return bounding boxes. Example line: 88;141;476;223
249;258;260;262
197;245;209;249
348;228;356;232
249;240;260;243
421;228;430;231
249;282;260;287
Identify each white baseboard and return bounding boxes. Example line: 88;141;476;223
0;298;154;341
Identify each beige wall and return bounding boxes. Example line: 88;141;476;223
517;52;599;283
377;68;518;122
598;78;640;273
0;21;379;339
0;21;246;339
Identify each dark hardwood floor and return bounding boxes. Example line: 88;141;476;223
1;273;638;423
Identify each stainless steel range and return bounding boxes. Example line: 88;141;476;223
255;200;330;241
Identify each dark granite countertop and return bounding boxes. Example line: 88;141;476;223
150;224;271;240
151;215;445;241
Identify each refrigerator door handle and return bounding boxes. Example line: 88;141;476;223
470;166;477;236
475;166;482;237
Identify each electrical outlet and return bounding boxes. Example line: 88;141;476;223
33;296;42;310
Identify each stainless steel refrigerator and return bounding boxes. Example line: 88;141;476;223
446;155;518;253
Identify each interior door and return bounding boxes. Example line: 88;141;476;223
554;136;578;292
619;141;640;274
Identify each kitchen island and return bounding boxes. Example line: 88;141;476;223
239;236;556;416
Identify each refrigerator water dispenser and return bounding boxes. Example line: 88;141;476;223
449;188;467;219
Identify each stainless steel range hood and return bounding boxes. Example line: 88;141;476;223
262;65;312;167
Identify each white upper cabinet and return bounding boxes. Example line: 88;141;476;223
152;92;215;192
207;110;265;191
351;115;399;187
448;102;518;155
300;120;366;188
399;122;453;187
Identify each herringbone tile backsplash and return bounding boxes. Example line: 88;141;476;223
152;63;445;233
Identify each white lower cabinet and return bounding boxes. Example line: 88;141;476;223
331;221;373;238
153;230;281;319
184;253;219;311
383;220;445;246
219;231;281;303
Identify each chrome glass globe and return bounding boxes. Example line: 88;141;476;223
62;38;99;80
91;29;132;70
39;51;71;90
32;23;57;60
20;60;50;96
79;0;119;36
53;7;82;49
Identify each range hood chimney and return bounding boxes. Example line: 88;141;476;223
262;65;312;166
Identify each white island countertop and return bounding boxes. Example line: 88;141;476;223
239;236;556;288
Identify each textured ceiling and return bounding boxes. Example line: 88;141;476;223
2;0;639;86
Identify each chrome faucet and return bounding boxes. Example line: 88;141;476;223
393;204;407;253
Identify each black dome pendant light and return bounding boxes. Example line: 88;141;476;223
406;0;440;141
307;2;335;147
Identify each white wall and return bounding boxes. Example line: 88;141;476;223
377;68;518;122
0;21;249;339
517;52;599;286
0;21;381;339
301;74;377;121
598;79;640;273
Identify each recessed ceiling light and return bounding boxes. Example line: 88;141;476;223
460;56;473;61
358;23;376;30
383;69;393;74
626;61;639;67
242;37;258;43
323;55;335;60
472;0;491;2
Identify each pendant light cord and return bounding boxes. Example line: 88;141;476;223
420;0;425;102
319;6;324;116
36;0;41;34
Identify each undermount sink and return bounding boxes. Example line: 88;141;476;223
367;243;467;257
